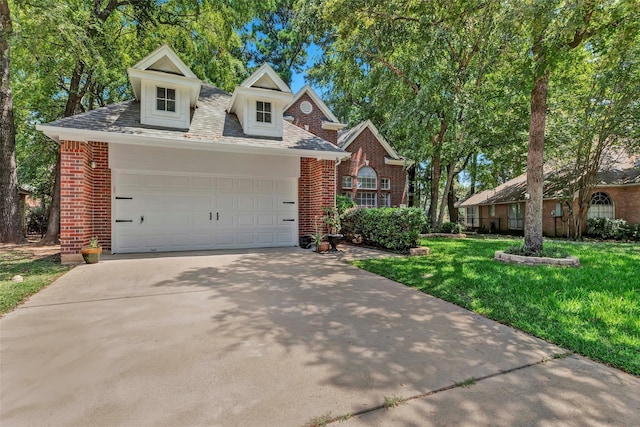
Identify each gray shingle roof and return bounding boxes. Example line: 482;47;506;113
457;152;640;208
44;84;345;155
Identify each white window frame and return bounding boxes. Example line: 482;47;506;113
381;178;390;190
588;192;614;219
381;193;391;207
552;202;563;218
356;192;377;208
489;204;495;217
256;101;272;123
357;166;377;190
156;87;176;112
342;176;353;189
466;206;479;227
509;203;523;230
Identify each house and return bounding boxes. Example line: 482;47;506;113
37;45;349;263
283;86;411;208
456;153;640;237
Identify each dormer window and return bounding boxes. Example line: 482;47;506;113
156;87;176;112
256;101;272;123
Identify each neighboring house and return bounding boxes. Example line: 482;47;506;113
456;154;640;237
284;87;412;208
37;45;349;263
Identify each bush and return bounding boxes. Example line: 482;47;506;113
26;205;47;235
440;221;464;234
341;207;427;252
586;218;639;240
336;194;356;215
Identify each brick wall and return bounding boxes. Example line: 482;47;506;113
337;127;407;206
299;158;336;241
60;140;111;263
284;92;338;145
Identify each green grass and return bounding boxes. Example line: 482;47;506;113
0;249;71;315
352;238;640;375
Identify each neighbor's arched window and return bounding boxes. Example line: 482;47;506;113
357;166;377;190
588;192;614;219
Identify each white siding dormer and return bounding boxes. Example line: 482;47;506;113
127;44;201;130
228;64;293;138
140;80;190;129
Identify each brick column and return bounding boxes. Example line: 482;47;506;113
299;158;336;244
59;140;111;263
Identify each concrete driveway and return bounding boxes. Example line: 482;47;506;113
1;248;638;426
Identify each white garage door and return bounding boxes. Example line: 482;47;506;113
113;172;298;253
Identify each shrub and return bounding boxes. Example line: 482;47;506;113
26;205;47;235
336;194;356;215
341;207;427;252
586;218;637;240
440;221;464;234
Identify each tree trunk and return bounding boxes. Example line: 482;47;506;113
38;153;60;244
447;181;458;223
407;164;416;207
524;69;549;252
437;163;456;226
428;154;441;230
0;0;25;243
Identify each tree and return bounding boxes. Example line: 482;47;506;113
0;0;25;243
302;0;524;229
242;0;310;86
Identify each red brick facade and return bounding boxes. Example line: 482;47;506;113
298;158;336;239
284;92;338;145
337;127;407;207
60;141;111;263
465;185;640;237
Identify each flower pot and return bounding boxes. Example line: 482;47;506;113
81;247;102;264
317;241;330;253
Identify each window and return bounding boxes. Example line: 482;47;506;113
381;193;391;207
156;87;176;112
381;178;390;190
489;204;495;217
356;192;377;207
357;166;377;190
588;192;614;219
552;202;563;217
256;101;272;123
466;206;479;227
342;176;353;189
508;203;523;230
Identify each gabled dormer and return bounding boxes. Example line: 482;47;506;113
127;44;201;129
227;64;294;138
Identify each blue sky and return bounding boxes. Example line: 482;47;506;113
289;43;324;93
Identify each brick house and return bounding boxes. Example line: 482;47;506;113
285;88;411;208
456;154;640;237
37;45;349;263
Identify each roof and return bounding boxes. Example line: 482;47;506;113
38;84;347;159
457;152;640;208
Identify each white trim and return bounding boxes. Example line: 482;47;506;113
227;86;294;116
385;157;414;166
36;124;349;161
127;68;201;108
131;44;198;79
239;63;291;93
321;121;347;131
341;120;401;160
285;84;345;125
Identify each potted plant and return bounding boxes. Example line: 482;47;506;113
81;236;102;264
307;231;330;253
322;206;344;251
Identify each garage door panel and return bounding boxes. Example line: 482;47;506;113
114;173;297;253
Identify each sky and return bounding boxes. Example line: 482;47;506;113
289;43;324;94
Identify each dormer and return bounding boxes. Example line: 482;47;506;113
227;64;294;138
127;44;201;129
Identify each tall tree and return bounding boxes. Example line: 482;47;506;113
0;0;25;243
242;0;310;85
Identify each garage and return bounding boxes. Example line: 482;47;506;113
110;144;299;254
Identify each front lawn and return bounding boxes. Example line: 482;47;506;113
352;238;640;375
0;246;71;315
